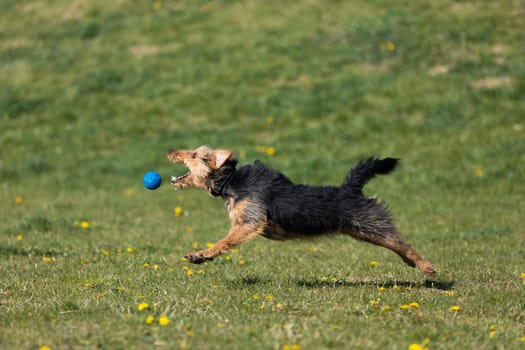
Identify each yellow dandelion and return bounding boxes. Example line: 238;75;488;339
187;269;193;276
192;242;200;249
256;146;276;156
159;315;170;326
137;302;149;311
408;344;424;350
225;255;231;261
153;264;160;271
252;294;260;301
186;226;193;233
519;272;525;279
449;305;461;312
17;235;24;241
393;284;400;290
42;256;56;263
488;325;497;337
197;269;205;274
265;295;274;302
80;221;90;229
143;263;150;267
283;345;301;350
276;303;284;311
100;249;110;256
381;305;391;312
206;242;215;248
444;290;455;296
84;282;93;288
475;168;484;177
386;41;395;51
145;315;155;325
520;336;525;342
266;116;274;125
174;206;183;217
370;300;378;306
400;304;411;310
239;259;246;265
39;346;51;350
321;276;329;282
369;260;377;267
15;196;24;204
409;301;420;308
152;1;161;10
378;286;386;292
123;188;134;198
217;322;225;328
126;247;134;253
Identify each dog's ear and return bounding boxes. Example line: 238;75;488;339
209;149;233;170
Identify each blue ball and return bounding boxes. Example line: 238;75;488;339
143;171;162;190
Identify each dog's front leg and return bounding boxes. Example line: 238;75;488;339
184;223;264;264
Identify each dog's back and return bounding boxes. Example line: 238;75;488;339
224;160;395;237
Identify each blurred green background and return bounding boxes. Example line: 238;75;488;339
1;1;524;349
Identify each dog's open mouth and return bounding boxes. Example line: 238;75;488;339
170;163;191;185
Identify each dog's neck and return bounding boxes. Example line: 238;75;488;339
206;159;238;197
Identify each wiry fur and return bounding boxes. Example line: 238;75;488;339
167;146;435;276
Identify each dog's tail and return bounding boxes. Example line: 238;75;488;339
342;157;400;192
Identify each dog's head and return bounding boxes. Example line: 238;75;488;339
167;146;234;191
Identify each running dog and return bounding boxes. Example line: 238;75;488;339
167;146;435;275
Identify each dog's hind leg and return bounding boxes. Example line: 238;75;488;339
344;227;435;276
374;236;435;276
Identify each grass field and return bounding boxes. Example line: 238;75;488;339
1;0;525;349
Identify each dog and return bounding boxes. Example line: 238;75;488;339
167;146;435;275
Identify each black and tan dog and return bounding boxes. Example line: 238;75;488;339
167;146;435;275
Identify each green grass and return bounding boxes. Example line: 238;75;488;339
1;0;525;349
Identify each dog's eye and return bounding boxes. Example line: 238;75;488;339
191;153;197;159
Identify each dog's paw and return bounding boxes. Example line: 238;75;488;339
417;260;436;276
184;253;210;264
